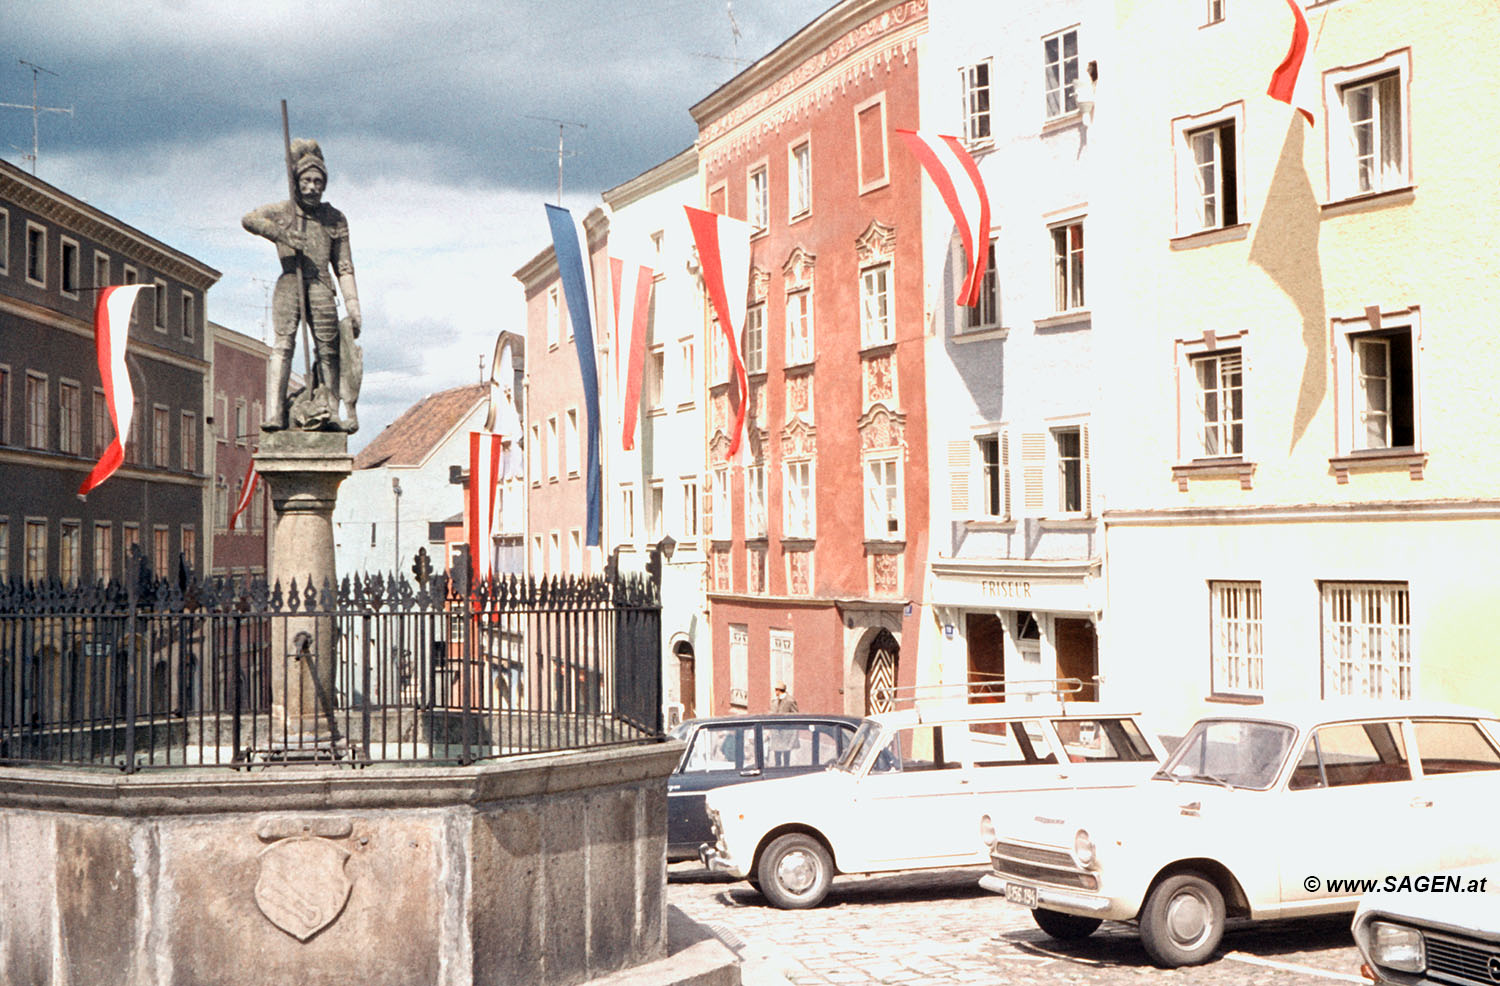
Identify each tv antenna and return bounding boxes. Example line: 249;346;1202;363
691;3;750;72
527;115;585;205
1;60;73;176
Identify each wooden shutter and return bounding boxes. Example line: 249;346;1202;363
947;440;971;514
1021;432;1046;514
1001;430;1012;520
1081;423;1092;517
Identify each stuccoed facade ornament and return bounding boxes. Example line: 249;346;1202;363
243;138;364;433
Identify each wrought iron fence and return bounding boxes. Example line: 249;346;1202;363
0;549;663;772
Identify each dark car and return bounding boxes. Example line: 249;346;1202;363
667;713;860;861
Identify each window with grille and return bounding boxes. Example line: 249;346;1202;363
786;291;813;365
860;264;892;346
743;304;765;374
1321;582;1411;699
26;373;47;450
1043;28;1080;119
1210;581;1263;695
745;463;767;538
1051;222;1084;312
58;381;81;455
963;241;999;331
93;522;112;585
783;459;814;537
25;519;46;582
789;140;812;218
748;166;769;231
864;457;903;539
152;406;170;468
961;60;992;145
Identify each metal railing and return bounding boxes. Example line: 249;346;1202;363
0;549;663;771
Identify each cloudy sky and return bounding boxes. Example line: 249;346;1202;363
4;0;827;450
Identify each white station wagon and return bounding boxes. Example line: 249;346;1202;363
700;700;1167;909
980;702;1500;968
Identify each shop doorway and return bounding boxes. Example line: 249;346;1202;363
965;613;1005;701
1054;618;1098;700
864;629;900;714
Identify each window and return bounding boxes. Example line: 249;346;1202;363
647;346;665;409
122;523;140;565
1206;0;1225;23
181;292;196;341
93;252;109;291
93;389;111;454
864;456;903;539
235;399;248;446
25;222;45;286
977;432;1008;518
1328;55;1410;200
59;520;81;585
564;408;579;477
569;529;582;575
531;534;543;573
25;372;46;449
546;285;560;348
785;291;813;365
1412;721;1500;774
649;482;664;540
0;366;8;445
152;405;170;468
855;94;888;191
1321;581;1411;699
789;139;812;218
60;238;80;296
215;394;228;443
745;463;767;538
180;526;196;572
1050;221;1084;312
963;241;999;331
529;423;541;485
680;477;699;539
58;381;81;454
548;531;561;572
1043;28;1080;119
1352;328;1414;450
1289;721;1410;790
729;625;749;708
153;278;168;330
678;337;696;405
748;165;769;231
215;476;229;531
684;722;759;773
0;208;8;275
783;459;814;537
0;518;7;580
94;522;112;584
743;304;765;374
1053;427;1085;513
860;264;892;346
1180;119;1240;232
711;466;730;539
180;410;196;471
1210;581;1263;696
152;526;170;574
1192;350;1244;457
546;415;559;480
619;484;635;541
961;61;993;146
25;519;46;582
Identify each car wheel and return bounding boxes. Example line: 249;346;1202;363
1138;873;1225;968
756;834;833;909
1032;908;1102;941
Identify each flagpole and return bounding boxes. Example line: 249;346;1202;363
281;100;313;386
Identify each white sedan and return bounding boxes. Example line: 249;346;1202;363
1352;868;1500;984
980;702;1500;967
700;701;1167;909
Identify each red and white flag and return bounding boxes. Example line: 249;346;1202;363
78;284;150;497
896;130;991;307
466;431;504;580
684;206;752;459
1267;0;1317;126
611;255;654;451
229;456;258;532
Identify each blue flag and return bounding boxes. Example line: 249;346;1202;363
544;203;602;547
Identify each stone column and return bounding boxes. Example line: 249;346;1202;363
254;430;352;751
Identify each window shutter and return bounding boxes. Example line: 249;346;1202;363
1001;430;1012;520
947;440;971;515
1021;432;1046;514
1081;423;1092;517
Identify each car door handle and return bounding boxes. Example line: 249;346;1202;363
740;769;761;777
1410;796;1434;808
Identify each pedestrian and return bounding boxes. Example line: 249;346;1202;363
772;682;798;714
770;683;799;766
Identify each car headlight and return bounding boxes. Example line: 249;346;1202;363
1368;921;1425;973
1072;828;1096;869
979;814;997;849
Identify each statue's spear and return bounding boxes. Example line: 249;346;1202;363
280;99;313;388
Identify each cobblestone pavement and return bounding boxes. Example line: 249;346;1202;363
668;863;1370;986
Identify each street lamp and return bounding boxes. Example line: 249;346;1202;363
392;477;403;573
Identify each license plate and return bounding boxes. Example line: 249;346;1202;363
1005;882;1038;908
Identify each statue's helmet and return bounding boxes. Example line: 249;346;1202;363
291;139;327;182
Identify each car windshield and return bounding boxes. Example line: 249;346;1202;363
833;720;883;772
1156;719;1294;790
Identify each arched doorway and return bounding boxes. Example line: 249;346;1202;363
672;639;696;721
863;628;900;714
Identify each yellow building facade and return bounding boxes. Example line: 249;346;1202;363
1092;0;1500;733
